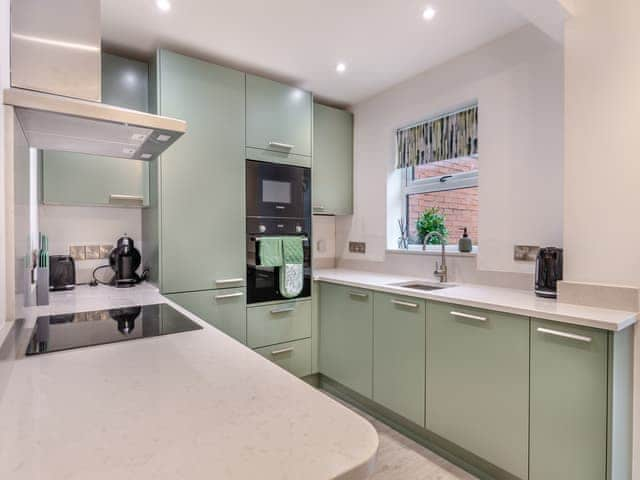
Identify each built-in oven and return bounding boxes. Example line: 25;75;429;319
246;160;308;218
246;160;311;304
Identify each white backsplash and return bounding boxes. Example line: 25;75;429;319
38;205;142;284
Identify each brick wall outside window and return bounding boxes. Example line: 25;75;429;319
406;157;479;245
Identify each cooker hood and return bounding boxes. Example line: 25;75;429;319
4;0;186;161
3;88;186;161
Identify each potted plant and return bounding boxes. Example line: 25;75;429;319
416;207;448;245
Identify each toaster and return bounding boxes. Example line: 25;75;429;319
49;255;76;291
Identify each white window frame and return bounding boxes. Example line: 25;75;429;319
401;157;479;245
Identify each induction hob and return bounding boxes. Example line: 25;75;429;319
25;303;202;355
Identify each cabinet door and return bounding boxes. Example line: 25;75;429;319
158;50;245;293
530;319;608;480
319;283;373;398
312;104;353;215
246;74;312;157
167;288;246;344
42;151;149;206
427;303;529;479
373;292;425;426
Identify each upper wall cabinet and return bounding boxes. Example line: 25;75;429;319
313;103;353;215
246;74;312;158
40;53;150;207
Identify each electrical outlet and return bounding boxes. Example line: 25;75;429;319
69;245;86;261
514;245;539;261
99;245;113;259
85;245;101;260
349;241;366;254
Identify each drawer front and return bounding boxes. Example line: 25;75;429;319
373;292;426;426
427;302;529;479
255;338;312;377
530;318;608;480
166;288;246;344
247;300;311;348
319;283;373;398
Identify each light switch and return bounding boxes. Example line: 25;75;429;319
349;242;366;254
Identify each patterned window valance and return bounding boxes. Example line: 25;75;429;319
396;104;478;169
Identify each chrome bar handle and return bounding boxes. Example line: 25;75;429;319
271;305;295;314
109;194;144;205
268;141;294;150
537;327;592;343
215;292;244;300
349;291;369;298
271;347;294;355
450;311;487;322
215;278;244;286
391;299;419;309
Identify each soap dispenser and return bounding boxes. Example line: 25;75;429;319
458;227;472;253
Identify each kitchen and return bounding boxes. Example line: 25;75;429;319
0;0;639;479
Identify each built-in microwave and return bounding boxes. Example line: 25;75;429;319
246;160;309;218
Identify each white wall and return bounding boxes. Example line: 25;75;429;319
0;0;10;323
562;0;640;475
336;24;564;275
38;205;142;284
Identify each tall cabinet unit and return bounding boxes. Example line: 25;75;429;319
143;49;246;342
312;103;353;215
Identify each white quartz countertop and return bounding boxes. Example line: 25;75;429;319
0;284;378;480
313;269;638;331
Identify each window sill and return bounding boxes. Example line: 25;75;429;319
386;246;478;257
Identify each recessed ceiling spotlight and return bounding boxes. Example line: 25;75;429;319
156;0;171;12
422;6;436;20
336;63;347;74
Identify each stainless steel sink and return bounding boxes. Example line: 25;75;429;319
390;281;453;291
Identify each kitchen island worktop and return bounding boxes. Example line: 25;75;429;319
314;269;638;331
0;284;378;480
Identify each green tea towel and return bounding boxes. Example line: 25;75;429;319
279;237;304;298
282;236;304;264
259;237;283;267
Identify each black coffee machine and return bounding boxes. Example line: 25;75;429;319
535;247;563;298
109;235;143;288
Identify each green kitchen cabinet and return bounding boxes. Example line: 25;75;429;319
530;319;608;480
246;74;312;157
41;53;150;207
167;288;246;344
319;283;373;398
312;103;353;215
247;299;312;348
426;303;529;479
255;338;312;378
42;151;149;206
373;292;426;426
149;49;245;294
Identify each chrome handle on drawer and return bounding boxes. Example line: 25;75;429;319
215;292;244;300
450;311;487;322
216;278;243;285
391;299;419;309
349;291;368;298
269;141;294;150
271;347;294;355
109;194;144;205
271;305;295;314
313;205;326;211
537;327;592;343
275;205;286;210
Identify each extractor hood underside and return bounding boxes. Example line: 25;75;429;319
3;88;186;160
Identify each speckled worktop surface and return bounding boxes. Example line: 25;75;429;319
0;283;378;480
314;269;638;332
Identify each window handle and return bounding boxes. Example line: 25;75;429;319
439;175;453;183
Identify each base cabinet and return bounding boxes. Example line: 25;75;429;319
530;319;608;480
167;289;246;344
255;338;312;378
427;303;529;479
373;292;426;427
319;283;373;398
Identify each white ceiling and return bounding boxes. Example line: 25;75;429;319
101;0;530;106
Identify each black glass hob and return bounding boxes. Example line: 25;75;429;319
25;303;202;355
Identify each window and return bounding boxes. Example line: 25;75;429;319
402;157;478;246
396;104;479;247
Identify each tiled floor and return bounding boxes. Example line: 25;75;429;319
322;391;477;480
